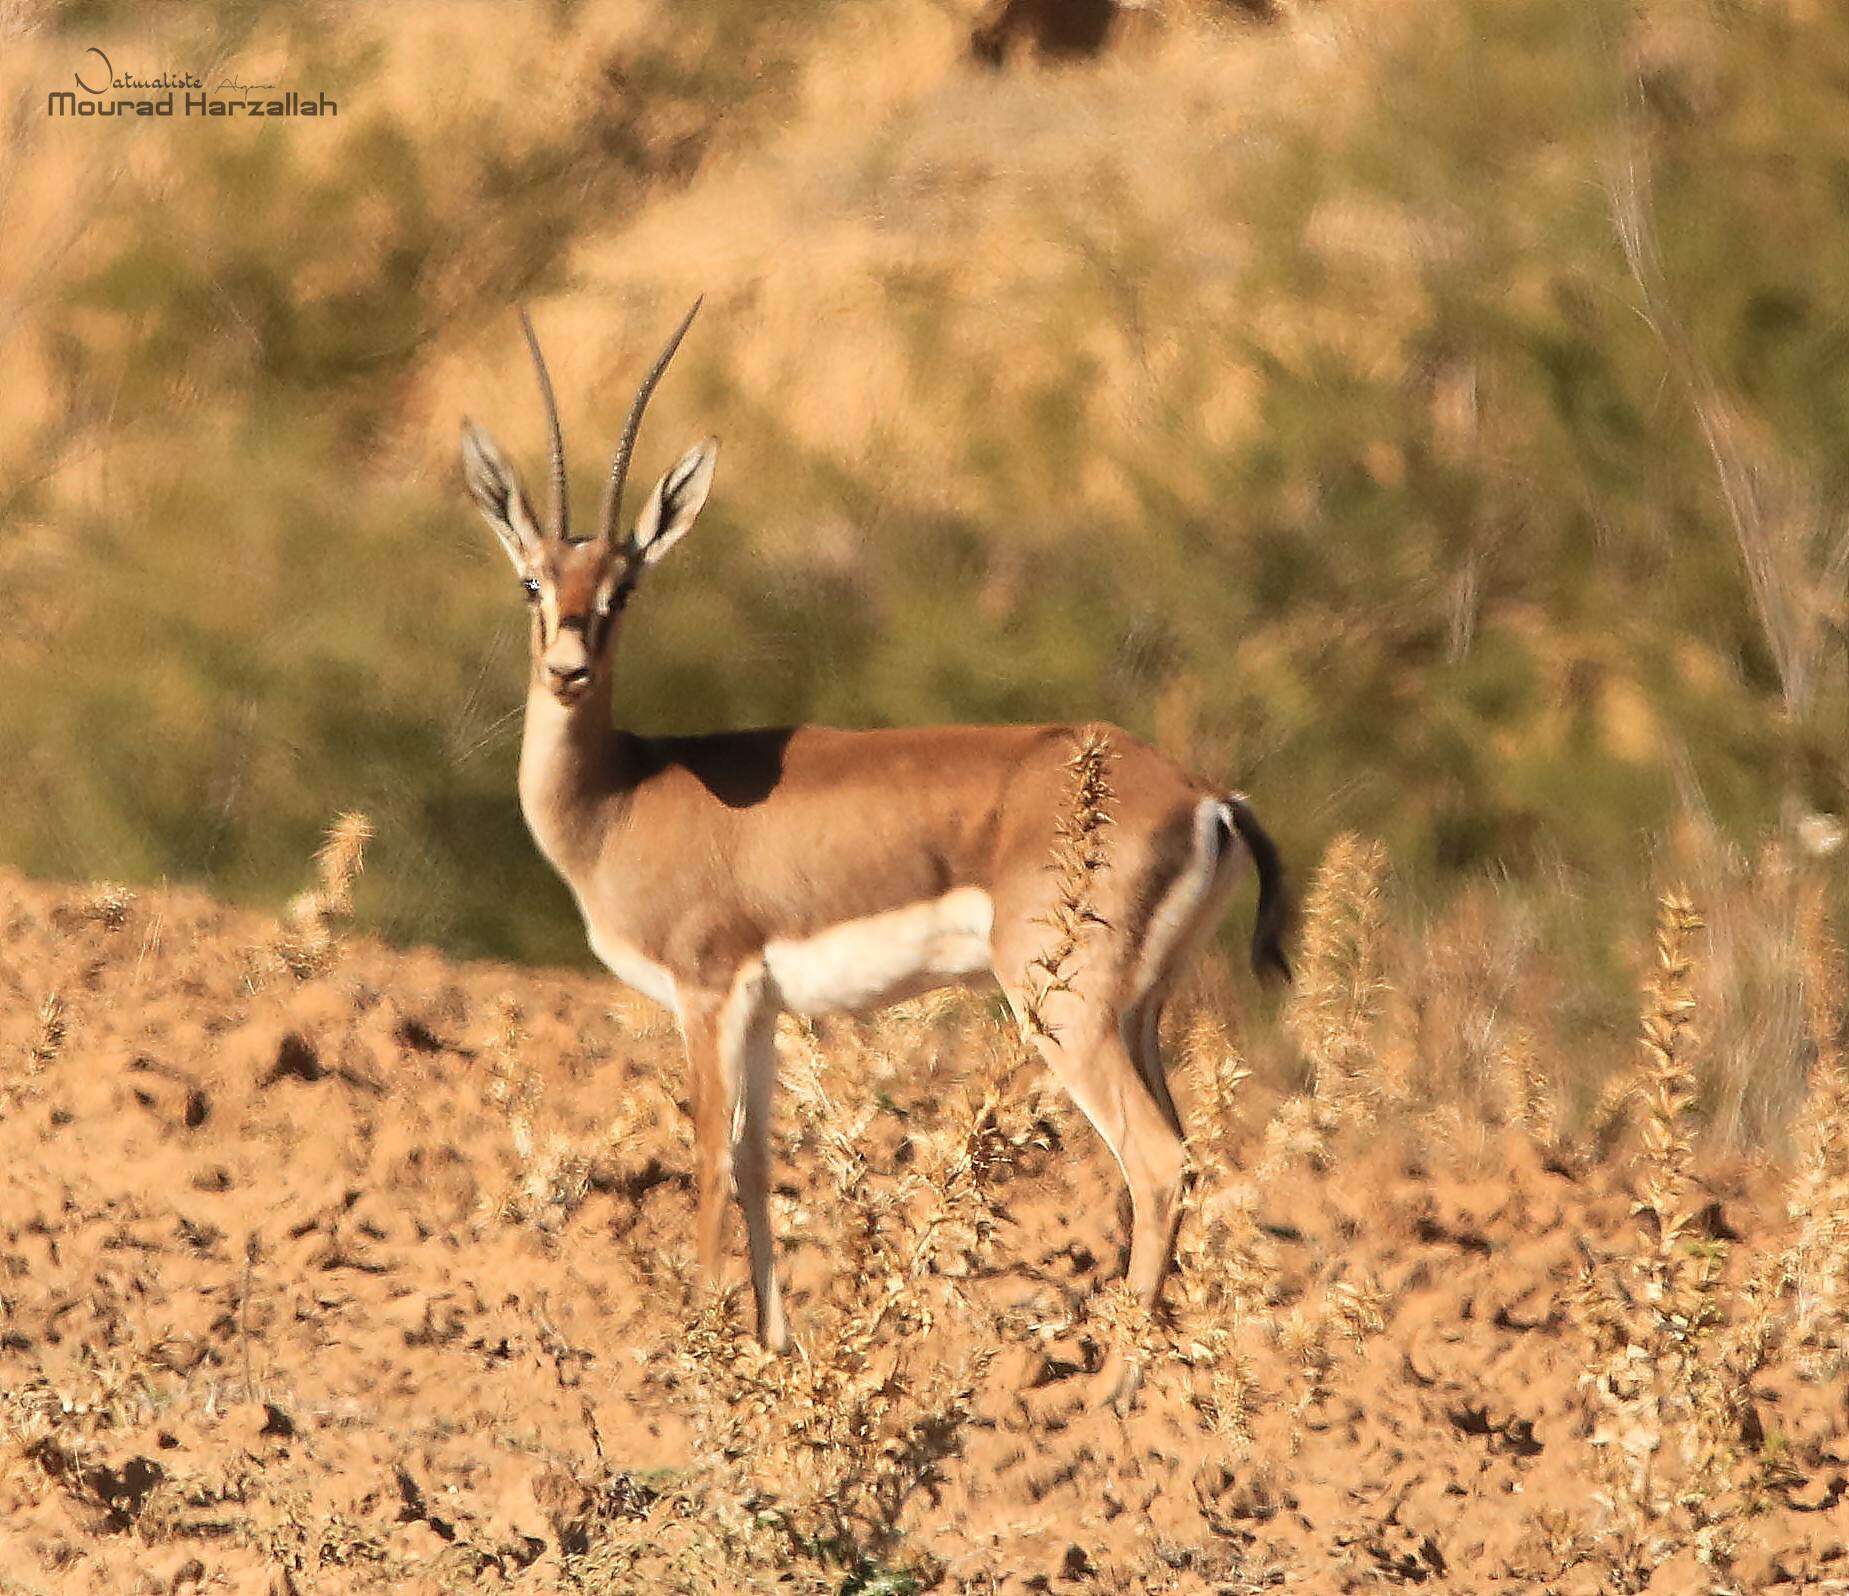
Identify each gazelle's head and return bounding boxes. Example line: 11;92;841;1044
461;300;717;707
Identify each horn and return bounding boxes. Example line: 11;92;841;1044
517;306;569;540
599;296;703;548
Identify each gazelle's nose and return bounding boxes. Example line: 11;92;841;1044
548;663;591;689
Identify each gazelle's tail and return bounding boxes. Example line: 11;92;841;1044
1220;793;1293;983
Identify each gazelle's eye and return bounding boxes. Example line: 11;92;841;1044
521;577;540;601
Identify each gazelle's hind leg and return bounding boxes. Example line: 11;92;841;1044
1122;997;1182;1139
1002;985;1191;1311
1009;1005;1189;1412
1100;1024;1194;1309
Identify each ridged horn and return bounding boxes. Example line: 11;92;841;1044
599;296;703;548
517;306;569;540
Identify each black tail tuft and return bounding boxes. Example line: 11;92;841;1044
1223;794;1293;984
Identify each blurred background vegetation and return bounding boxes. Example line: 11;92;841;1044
1;0;1846;1130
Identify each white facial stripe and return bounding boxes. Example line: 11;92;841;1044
763;888;996;1016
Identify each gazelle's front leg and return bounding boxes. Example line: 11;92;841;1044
681;962;789;1351
680;997;733;1294
724;960;788;1351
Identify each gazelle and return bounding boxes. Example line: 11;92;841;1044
460;301;1290;1355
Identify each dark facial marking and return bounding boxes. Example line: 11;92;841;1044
534;542;632;657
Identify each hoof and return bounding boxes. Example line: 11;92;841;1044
757;1306;791;1355
1104;1356;1146;1416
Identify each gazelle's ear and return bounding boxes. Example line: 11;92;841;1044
627;438;717;568
461;419;545;573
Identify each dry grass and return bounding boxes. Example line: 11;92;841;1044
1782;882;1849;1380
1285;833;1392;1130
268;810;374;982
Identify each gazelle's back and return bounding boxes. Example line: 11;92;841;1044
606;720;1210;951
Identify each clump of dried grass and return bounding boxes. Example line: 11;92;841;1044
1673;821;1815;1147
81;882;134;929
644;1039;1014;1590
4;992;65;1112
1284;833;1392;1134
1495;1023;1560;1151
269;811;373;980
1776;882;1849;1379
477;995;668;1232
1020;727;1117;1048
1573;892;1760;1587
1382;885;1554;1167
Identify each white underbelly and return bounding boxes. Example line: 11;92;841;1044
763;887;996;1016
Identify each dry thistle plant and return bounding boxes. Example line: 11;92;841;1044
29;991;64;1065
479;997;568;1227
1268;1274;1392;1457
1158;1015;1269;1451
1495;1023;1560;1151
1011;729;1162;1391
1019;727;1117;1048
1284;834;1392;1136
270;810;373;979
4;992;66;1112
1181;1012;1249;1171
649;1033;1011;1590
1585;1068;1640;1164
1632;894;1709;1294
477;995;643;1232
1777;880;1849;1379
1574;892;1756;1584
1149;1010;1392;1460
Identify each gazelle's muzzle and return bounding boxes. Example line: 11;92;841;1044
541;628;596;702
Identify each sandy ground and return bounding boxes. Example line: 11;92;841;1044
1;867;1846;1594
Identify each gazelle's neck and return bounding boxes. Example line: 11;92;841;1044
517;670;627;878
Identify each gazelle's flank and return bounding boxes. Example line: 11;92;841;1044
461;302;1291;1355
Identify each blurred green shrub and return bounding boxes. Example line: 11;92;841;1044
1;0;1845;993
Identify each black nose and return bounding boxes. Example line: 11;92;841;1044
549;664;590;687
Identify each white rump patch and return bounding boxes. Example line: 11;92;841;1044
1128;798;1242;1005
764;888;996;1016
